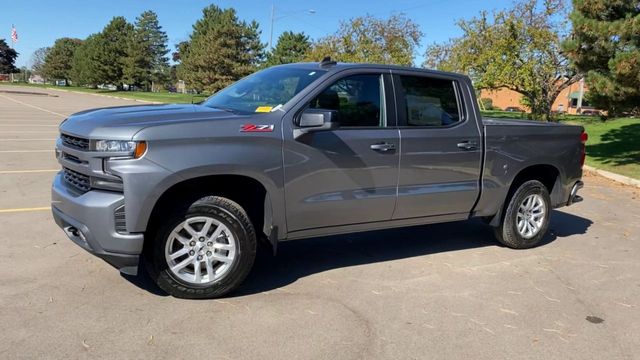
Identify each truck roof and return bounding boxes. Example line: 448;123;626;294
274;61;469;80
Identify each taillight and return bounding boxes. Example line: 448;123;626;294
580;131;588;144
580;131;588;167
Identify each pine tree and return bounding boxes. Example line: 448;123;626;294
95;17;134;88
564;0;640;114
0;39;19;73
265;31;310;66
124;11;169;90
42;38;82;83
70;34;102;87
178;5;265;92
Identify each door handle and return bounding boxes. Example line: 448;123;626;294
370;142;396;152
457;140;478;151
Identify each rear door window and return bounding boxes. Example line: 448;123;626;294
399;75;461;126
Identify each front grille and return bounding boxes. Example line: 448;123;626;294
63;168;91;192
114;205;127;233
61;133;90;150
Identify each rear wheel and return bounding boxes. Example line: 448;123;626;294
146;196;256;298
493;180;551;249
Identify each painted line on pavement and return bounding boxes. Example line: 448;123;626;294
0;206;51;214
0;94;67;117
0;131;59;133
0;150;52;153
0;125;58;127
0;138;57;141
0;169;58;174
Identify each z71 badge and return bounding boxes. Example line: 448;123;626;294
240;124;275;132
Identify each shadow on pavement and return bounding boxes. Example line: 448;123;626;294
122;210;592;298
233;209;592;297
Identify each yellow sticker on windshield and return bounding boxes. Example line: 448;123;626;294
255;106;273;113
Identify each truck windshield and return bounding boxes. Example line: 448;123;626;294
203;67;327;114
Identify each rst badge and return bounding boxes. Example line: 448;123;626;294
240;124;275;132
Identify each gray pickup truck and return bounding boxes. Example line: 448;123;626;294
52;61;586;298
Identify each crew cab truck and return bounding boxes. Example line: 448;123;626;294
52;61;586;298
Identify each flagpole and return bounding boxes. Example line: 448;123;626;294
10;24;17;82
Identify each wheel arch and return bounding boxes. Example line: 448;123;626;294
489;163;561;226
144;172;280;251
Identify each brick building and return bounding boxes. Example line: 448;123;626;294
480;78;602;115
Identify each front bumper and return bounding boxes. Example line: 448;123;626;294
51;172;143;275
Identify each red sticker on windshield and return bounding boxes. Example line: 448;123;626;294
241;124;274;132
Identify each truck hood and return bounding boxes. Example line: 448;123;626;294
59;104;243;139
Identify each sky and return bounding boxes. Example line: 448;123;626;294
2;0;516;68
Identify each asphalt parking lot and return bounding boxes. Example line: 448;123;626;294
0;84;639;360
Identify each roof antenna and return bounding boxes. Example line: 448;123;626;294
319;56;337;68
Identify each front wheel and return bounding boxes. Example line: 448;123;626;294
146;196;256;299
493;180;551;249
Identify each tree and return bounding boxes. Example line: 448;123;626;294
425;0;578;121
70;34;103;87
563;0;640;115
305;14;422;66
0;39;18;73
177;5;265;92
42;38;82;83
265;31;310;66
124;10;170;90
91;17;134;88
30;47;50;76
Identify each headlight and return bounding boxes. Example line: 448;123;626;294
95;140;136;152
94;140;147;158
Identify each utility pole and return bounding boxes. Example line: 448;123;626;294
269;4;275;50
268;5;315;50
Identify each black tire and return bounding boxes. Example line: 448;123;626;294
493;180;551;249
145;196;256;299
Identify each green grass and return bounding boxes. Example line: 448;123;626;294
0;82;209;104
567;118;640;179
481;109;599;122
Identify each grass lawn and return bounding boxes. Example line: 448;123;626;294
0;82;209;104
568;117;640;180
481;110;640;179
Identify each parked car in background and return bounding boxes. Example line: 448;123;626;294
581;109;601;116
52;61;587;298
505;106;524;112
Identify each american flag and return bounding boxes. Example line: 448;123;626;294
11;25;18;43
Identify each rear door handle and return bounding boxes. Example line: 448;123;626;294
370;142;396;152
457;140;478;151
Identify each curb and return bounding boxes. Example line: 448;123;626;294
583;165;640;188
44;87;162;104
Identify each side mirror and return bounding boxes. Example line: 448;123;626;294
298;108;339;130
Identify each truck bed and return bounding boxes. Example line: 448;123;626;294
474;118;584;218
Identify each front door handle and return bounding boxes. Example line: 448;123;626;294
370;142;396;152
457;140;478;151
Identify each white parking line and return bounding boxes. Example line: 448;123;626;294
0;125;58;127
0;169;58;174
0;131;58;133
0;138;57;141
0;94;67;118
